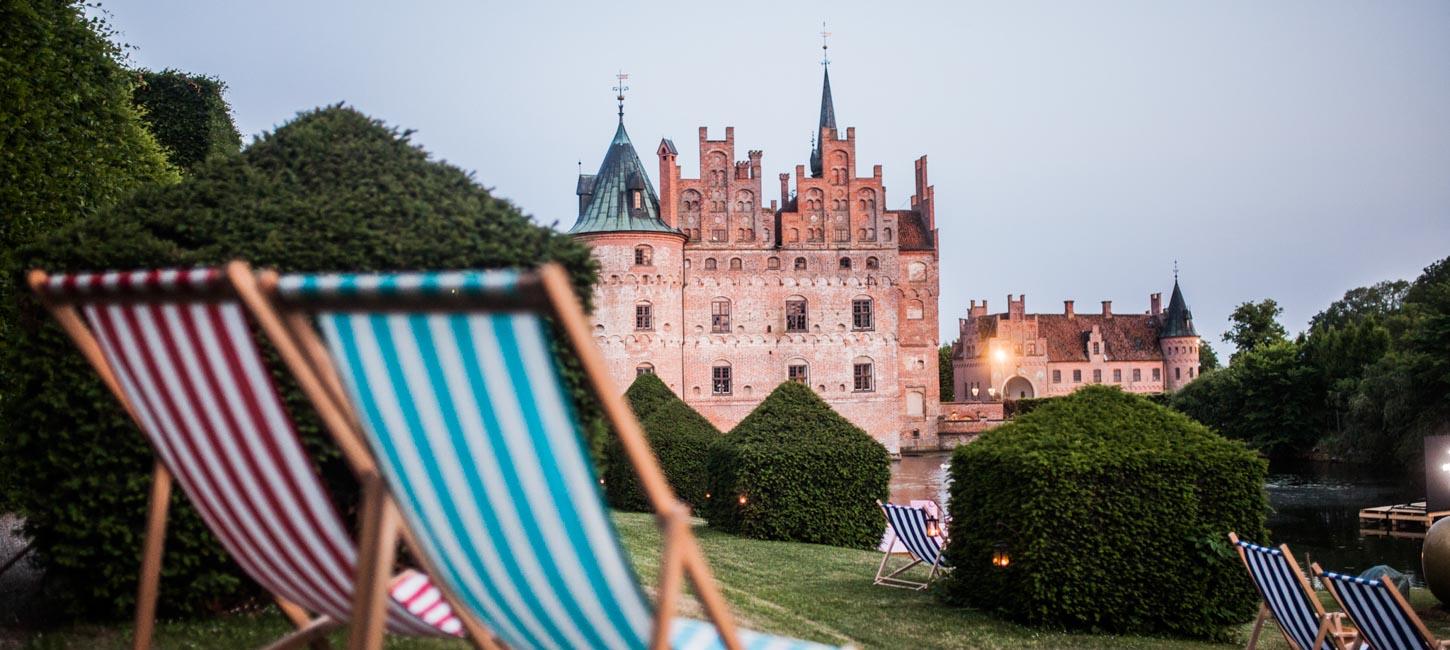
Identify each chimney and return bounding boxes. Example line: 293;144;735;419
779;173;791;206
1064;300;1075;318
1102;300;1113;318
1150;292;1163;315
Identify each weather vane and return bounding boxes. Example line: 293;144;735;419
614;70;630;121
820;22;831;67
1173;260;1179;281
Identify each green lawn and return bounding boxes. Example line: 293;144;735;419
10;512;1450;649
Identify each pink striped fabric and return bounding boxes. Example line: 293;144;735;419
49;269;462;637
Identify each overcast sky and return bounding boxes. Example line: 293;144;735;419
97;1;1450;348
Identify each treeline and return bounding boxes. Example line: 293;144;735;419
1172;256;1450;466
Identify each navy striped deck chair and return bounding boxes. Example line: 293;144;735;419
874;502;948;590
1230;533;1356;650
246;262;844;650
1314;563;1445;650
28;267;465;650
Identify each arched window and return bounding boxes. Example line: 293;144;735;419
712;361;732;396
866;256;879;270
907;390;925;417
785;296;808;332
839;257;852;270
883;227;893;241
711;298;730;333
767;257;781;270
631;189;643;209
636;363;655;376
789;228;800;242
634;301;653;331
793;257;807;271
704;258;717;270
852;296;874;331
729;257;743;271
633;245;653;266
852;357;875;392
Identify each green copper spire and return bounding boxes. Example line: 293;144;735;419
1160;277;1197;338
568;120;678;235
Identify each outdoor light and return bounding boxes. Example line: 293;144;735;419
738;495;748;506
704;492;711;499
970;385;979;398
926;516;941;539
993;349;1008;364
991;543;1011;568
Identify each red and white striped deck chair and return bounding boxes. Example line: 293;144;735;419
28;268;471;650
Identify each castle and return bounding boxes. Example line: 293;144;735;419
949;280;1201;403
568;63;940;453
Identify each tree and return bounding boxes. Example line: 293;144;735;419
1310;280;1410;331
1199;340;1221;372
1223;299;1288;360
939;343;955;401
605;373;720;511
1173;340;1323;456
132;69;242;173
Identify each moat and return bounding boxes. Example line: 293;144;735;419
889;453;1427;583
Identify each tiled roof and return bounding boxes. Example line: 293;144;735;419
896;210;934;251
971;313;1166;362
568;122;681;236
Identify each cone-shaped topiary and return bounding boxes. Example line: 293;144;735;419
702;381;890;549
0;105;599;620
606;373;720;511
940;385;1269;640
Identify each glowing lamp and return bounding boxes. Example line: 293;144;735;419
991;543;1011;568
704;492;711;499
926;516;941;539
738;495;748;506
993;349;1008;364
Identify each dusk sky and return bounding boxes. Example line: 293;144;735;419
97;1;1450;348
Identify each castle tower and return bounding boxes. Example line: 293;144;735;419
570;99;688;394
1159;276;1200;392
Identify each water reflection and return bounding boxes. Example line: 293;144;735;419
887;454;1427;584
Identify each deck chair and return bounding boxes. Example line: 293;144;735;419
239;262;843;650
1229;533;1355;650
873;501;948;590
1314;563;1446;650
28;268;467;650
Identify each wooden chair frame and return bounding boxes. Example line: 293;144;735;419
1311;562;1449;650
234;261;748;650
872;500;946;591
1228;532;1354;650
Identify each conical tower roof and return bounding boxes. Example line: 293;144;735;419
1160;279;1197;338
809;67;836;178
569;121;679;235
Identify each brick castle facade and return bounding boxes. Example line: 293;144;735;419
569;65;940;453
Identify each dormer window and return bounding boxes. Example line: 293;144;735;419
631;189;643;209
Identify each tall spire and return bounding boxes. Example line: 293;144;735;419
811;23;835;178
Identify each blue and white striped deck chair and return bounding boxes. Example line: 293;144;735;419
257;263;845;650
874;501;948;590
1230;533;1355;650
1314;563;1445;650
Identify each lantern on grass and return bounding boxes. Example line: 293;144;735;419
991;542;1011;568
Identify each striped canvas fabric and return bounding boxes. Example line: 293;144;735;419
1234;540;1334;650
1321;571;1431;650
40;269;461;637
284;270;840;650
880;503;946;567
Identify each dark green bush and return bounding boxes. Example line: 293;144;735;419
605;373;720;512
0;105;599;620
941;386;1268;639
132;69;242;173
702;382;890;549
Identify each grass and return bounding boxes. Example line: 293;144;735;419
8;512;1450;649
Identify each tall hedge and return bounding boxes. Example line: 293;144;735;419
702;381;890;549
605;373;720;511
0;105;599;620
132;69;242;173
941;386;1268;639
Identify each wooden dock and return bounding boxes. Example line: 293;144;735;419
1358;501;1450;532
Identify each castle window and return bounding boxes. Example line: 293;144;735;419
835;228;850;242
839;257;852;270
865;257;879;270
703;258;717;270
636;363;655;376
1072;369;1082;383
1113;369;1122;383
1093;369;1102;383
793;257;807;271
635;302;653;331
786;299;808;332
683;259;691;270
633;245;652;267
1152;368;1161;381
852;298;874;331
1092;342;1100;355
853;359;875;392
1189;367;1196;378
789;228;800;243
631;189;643;209
1175;367;1182;380
767;257;781;270
1133;368;1142;382
788;362;808;384
711;299;731;333
712;363;732;396
1052;370;1062;384
729;257;742;271
1027;342;1037;355
883;227;893;241
711;229;726;242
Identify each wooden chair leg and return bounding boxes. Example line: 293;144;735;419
275;597;333;650
349;472;401;650
1245;602;1267;650
650;505;690;650
132;461;172;650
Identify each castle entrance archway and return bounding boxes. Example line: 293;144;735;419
1004;376;1034;400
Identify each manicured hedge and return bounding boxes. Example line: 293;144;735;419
132;69;242;173
941;386;1268;639
702;382;890;549
605;374;720;511
0;105;599;620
